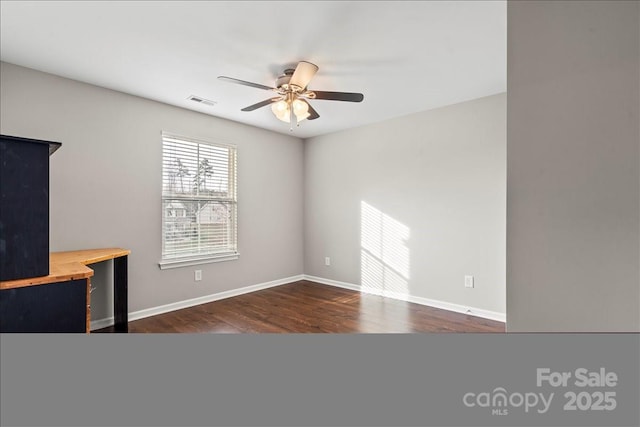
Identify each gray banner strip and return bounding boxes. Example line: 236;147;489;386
1;334;638;427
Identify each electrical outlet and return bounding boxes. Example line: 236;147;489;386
325;257;331;266
195;270;202;281
465;275;474;288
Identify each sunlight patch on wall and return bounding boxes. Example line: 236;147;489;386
360;201;410;297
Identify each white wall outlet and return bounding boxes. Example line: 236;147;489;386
195;270;202;281
325;257;331;266
465;275;474;288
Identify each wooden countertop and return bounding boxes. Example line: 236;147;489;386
0;248;130;290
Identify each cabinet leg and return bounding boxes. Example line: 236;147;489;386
114;256;128;333
86;278;91;333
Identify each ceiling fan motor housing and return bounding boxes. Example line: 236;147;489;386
276;69;297;90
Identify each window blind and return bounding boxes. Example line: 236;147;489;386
160;132;237;264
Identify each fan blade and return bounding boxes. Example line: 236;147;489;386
218;76;276;91
241;98;281;112
289;61;319;89
311;91;364;102
307;103;320;120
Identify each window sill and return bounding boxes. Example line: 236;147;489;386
158;253;239;270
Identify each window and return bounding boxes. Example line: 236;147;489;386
159;132;237;269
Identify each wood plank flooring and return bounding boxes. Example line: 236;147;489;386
95;280;505;333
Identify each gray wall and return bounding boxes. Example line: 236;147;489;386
304;93;506;315
507;1;640;331
0;62;304;321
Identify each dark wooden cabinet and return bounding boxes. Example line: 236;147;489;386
0;134;61;281
0;134;129;333
0;279;87;333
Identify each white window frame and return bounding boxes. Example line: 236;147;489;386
159;132;238;269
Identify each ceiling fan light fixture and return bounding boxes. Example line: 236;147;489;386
271;99;290;122
293;98;310;123
292;98;309;116
271;97;311;124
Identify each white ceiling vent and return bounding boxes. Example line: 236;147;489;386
187;95;217;107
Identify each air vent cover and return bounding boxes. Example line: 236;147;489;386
187;95;217;107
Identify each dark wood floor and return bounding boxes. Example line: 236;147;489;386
95;280;505;333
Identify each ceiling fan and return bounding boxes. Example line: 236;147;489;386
218;61;364;130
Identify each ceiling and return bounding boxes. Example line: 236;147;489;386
0;1;506;139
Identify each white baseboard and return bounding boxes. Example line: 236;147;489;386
91;273;505;330
89;317;115;331
90;274;304;331
303;275;361;292
303;275;506;323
